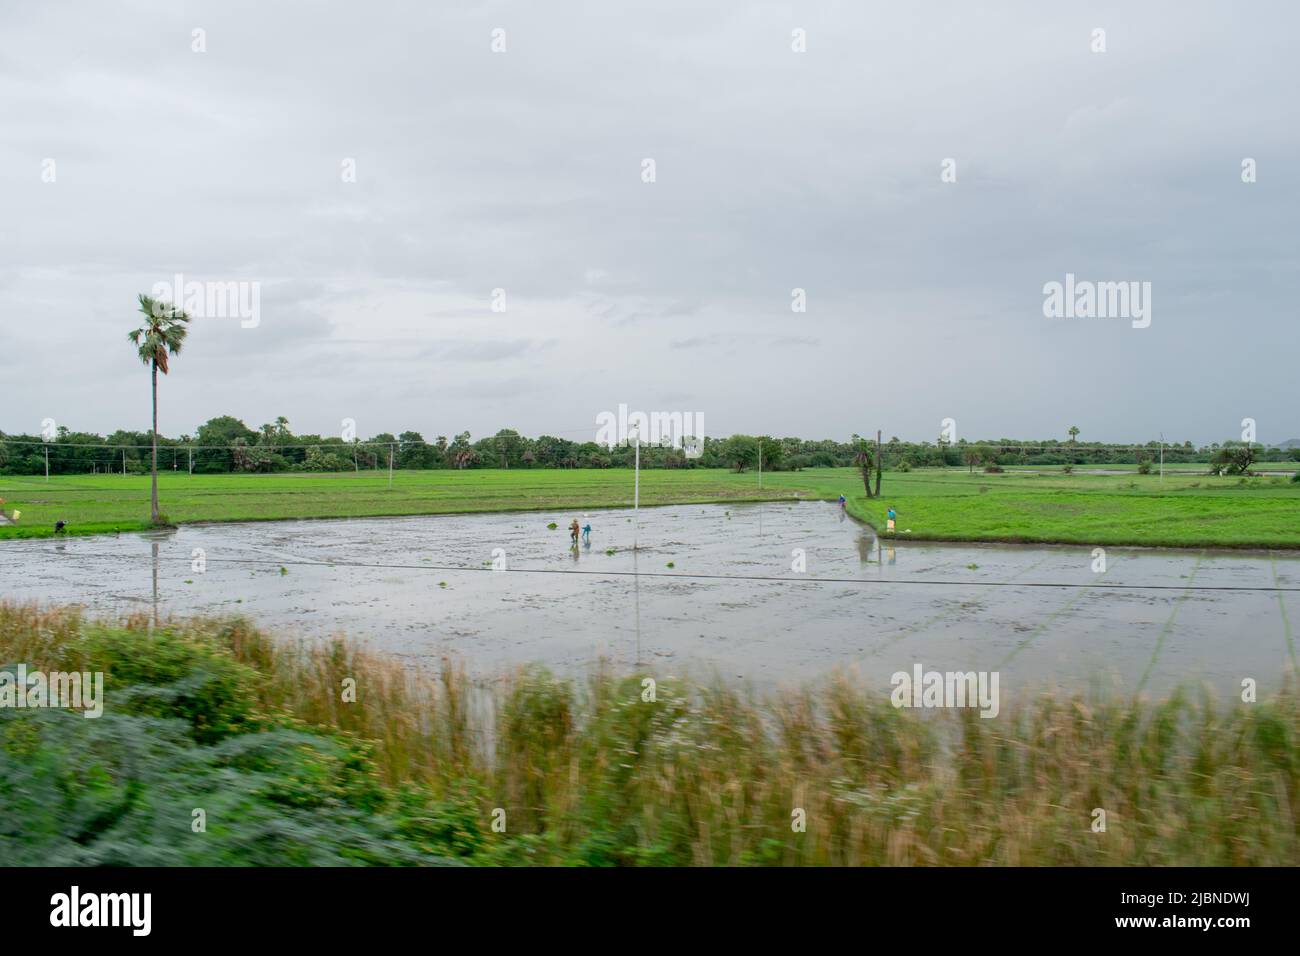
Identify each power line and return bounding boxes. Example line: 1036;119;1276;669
0;436;1285;453
2;548;1297;593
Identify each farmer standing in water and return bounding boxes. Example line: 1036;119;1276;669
570;518;580;545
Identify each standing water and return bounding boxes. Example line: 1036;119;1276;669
0;501;1295;700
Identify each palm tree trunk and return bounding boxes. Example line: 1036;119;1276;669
150;359;159;522
874;432;882;498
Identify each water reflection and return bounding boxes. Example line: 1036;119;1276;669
632;547;642;667
151;539;160;627
141;529;178;628
855;530;876;565
854;530;897;568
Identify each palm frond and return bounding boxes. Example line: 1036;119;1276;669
131;292;192;372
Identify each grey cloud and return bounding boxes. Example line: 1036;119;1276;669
0;0;1295;443
425;338;558;363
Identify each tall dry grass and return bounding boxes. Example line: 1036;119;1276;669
1;601;1295;865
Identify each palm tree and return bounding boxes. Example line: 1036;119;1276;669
853;442;875;498
1067;425;1080;443
128;294;191;523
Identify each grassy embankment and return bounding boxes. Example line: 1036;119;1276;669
1;603;1296;866
2;465;1298;549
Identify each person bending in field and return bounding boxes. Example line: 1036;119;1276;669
570;519;580;544
582;522;591;544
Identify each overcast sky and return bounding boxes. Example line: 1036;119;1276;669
2;0;1296;447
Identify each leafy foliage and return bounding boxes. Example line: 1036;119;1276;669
2;605;1296;866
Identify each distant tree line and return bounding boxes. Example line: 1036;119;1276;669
1;417;1297;476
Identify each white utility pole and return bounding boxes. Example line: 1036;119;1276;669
758;439;762;489
632;429;640;550
388;443;394;489
1159;432;1164;482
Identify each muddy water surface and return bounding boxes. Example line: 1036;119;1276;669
1;502;1295;702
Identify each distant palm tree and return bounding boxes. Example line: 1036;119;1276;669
128;294;191;523
853;443;875;498
1068;425;1080;443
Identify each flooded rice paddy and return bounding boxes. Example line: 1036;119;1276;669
1;501;1296;700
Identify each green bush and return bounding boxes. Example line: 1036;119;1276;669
3;606;1298;867
0;708;458;866
77;626;263;743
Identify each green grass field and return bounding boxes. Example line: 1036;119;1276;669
831;468;1300;550
0;468;818;539
2;465;1297;549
